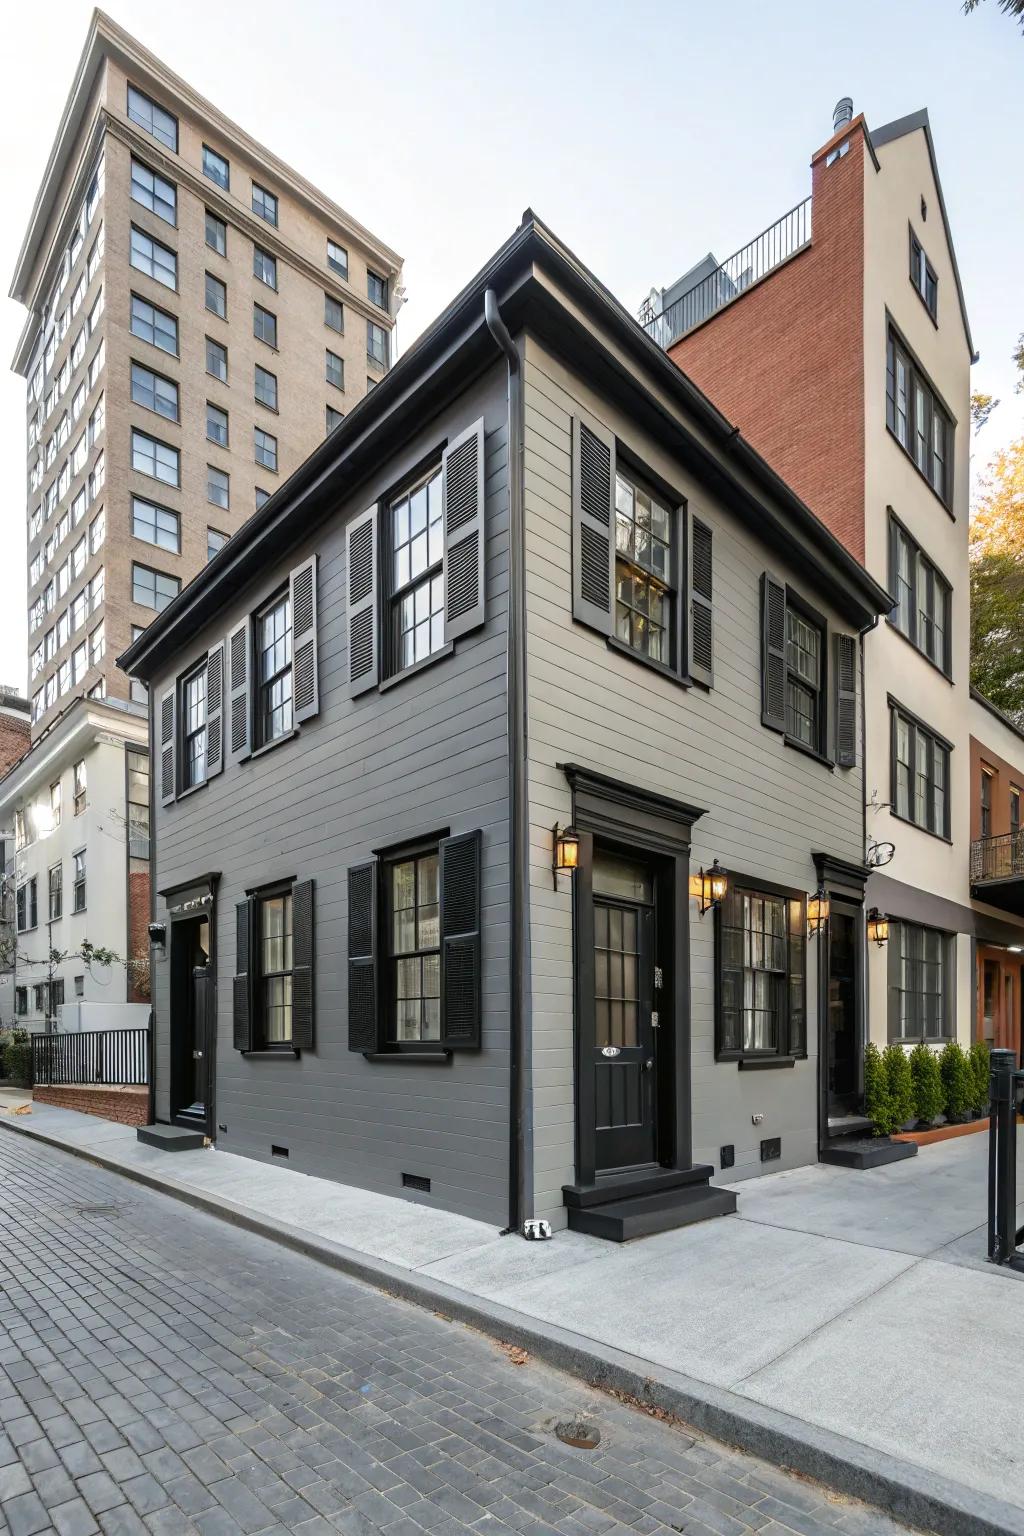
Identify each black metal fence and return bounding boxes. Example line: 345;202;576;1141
971;831;1024;884
32;1028;150;1088
639;197;812;349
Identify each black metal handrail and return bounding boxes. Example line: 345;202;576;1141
640;197;812;349
970;831;1024;884
31;1028;149;1088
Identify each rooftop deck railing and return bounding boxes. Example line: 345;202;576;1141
971;832;1024;885
640;196;812;349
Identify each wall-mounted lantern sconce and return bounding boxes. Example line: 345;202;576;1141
552;824;580;890
147;922;167;949
807;884;830;938
866;908;890;947
690;859;728;917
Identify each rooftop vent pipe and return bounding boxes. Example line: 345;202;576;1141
833;97;854;133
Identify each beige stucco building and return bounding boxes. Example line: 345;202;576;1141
11;8;403;736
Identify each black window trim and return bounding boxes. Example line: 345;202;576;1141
252;582;294;755
242;875;300;1055
383;451;447;685
177;656;209;797
380;834;448;1055
884;315;955;514
714;871;807;1065
783;586;831;766
887;918;955;1045
888;694;953;843
908;223;938;326
886;507;953;681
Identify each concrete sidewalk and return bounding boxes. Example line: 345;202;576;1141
3;1103;1023;1536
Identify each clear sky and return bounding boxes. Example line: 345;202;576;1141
2;0;1021;698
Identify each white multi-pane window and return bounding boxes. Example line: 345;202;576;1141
88;340;105;389
56;562;70;600
71;489;86;526
57;611;69;649
89;511;105;556
89;569;104;612
87;226;104;282
88;395;105;446
72;329;87;369
45;676;57;709
88;452;105;500
71;592;86;632
30;506;43;539
58;461;71;499
90;623;105;668
32;689;43;723
56;413;70;448
71;433;88;477
30;553;43;586
44;579;56;612
88;289;104;330
30;646;43;680
45;436;57;469
44;627;56;661
45;532;57;564
58;660;71;696
56;511;70;545
72;643;87;684
71;275;86;317
71;383;86;422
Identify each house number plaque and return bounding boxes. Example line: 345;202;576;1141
601;1046;621;1057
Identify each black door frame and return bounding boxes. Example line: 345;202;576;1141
161;873;219;1137
813;852;868;1147
562;764;706;1191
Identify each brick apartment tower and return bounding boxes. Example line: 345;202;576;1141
644;101;980;1115
7;10;402;1014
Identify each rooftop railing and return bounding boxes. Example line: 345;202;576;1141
640;196;812;349
970;832;1024;885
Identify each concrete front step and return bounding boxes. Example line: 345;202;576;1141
137;1123;206;1152
819;1135;917;1170
567;1182;737;1241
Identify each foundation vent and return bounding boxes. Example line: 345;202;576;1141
271;1144;289;1159
720;1145;735;1170
760;1137;781;1163
402;1172;431;1193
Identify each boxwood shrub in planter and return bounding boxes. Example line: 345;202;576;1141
883;1042;915;1131
968;1039;991;1117
940;1039;972;1123
909;1042;944;1126
865;1042;898;1136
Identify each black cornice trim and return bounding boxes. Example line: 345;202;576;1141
560;763;707;831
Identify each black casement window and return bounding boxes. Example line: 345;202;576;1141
233;881;314;1053
888;514;952;676
717;884;805;1061
347;830;482;1055
347;419;485;697
15;987;27;1017
17;878;37;932
888;921;953;1043
225;559;318;766
761;576;841;761
160;645;223;805
569;411;712;687
980;769;992;839
48;863;62;922
256;590;293;746
891;701;951;839
614;470;675;664
886;328;952;507
909;228;938;320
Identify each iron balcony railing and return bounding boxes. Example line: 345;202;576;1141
640;196;813;349
32;1027;150;1088
971;832;1024;885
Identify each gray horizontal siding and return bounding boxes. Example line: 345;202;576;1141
522;337;864;1223
150;362;512;1225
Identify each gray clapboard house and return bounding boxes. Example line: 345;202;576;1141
120;214;891;1240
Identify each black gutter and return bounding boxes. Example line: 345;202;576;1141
484;290;530;1237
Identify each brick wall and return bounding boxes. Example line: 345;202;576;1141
33;1083;149;1125
669;121;868;563
0;710;30;776
127;868;151;1004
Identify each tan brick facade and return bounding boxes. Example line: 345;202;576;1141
669;121;868;563
0;704;30;776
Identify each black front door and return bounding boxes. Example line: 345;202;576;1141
592;852;658;1172
172;915;211;1127
826;902;860;1118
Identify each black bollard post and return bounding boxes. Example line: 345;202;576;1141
989;1048;1017;1263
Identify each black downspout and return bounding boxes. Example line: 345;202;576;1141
485;289;530;1236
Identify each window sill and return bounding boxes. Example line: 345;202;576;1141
176;779;207;803
736;1056;799;1071
242;1048;300;1058
888;808;952;845
379;643;454;693
248;727;298;762
885;425;955;520
884;618;953;684
605;635;691;690
363;1050;452;1062
255;400;279;416
784;735;834;771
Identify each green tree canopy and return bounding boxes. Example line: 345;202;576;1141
971;436;1024;722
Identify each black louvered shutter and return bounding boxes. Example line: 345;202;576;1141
761;573;787;732
443;418;486;641
347;506;378;696
227;618;251;763
159;687;175;806
347;860;379;1051
233;898;253;1052
439;830;482;1050
571;414;615;635
834;632;858;769
290;557;319;724
290;879;315;1049
688;513;714;687
206;643;224;779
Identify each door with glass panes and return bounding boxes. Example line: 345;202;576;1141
592;851;659;1171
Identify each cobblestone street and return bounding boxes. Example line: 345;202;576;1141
0;1133;915;1536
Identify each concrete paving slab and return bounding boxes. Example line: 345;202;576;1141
423;1227;607;1296
447;1212;916;1388
738;1256;1024;1507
